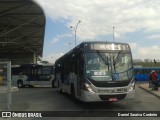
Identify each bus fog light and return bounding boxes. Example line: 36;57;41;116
85;83;95;93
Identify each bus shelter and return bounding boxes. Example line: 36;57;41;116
0;0;46;65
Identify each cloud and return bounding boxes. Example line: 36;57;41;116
51;33;72;44
38;0;160;41
146;34;160;40
129;43;138;50
138;46;160;59
42;52;64;63
129;43;160;60
37;0;160;60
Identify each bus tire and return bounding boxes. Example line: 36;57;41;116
17;80;24;88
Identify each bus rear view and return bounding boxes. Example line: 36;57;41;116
55;42;135;102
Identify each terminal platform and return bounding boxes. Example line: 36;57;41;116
0;86;18;93
139;83;160;99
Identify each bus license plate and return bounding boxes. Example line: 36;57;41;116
108;98;118;102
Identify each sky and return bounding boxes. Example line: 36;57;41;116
36;0;160;63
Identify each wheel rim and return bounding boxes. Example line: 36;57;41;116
18;82;22;87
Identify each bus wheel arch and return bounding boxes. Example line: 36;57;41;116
70;83;80;103
17;80;24;88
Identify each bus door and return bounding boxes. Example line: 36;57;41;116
38;66;53;85
29;67;39;85
76;51;83;97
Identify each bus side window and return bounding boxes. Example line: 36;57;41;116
143;69;147;74
71;55;76;73
18;68;23;75
42;67;52;75
134;69;138;74
135;69;140;74
157;69;160;74
31;68;38;76
38;68;41;75
146;69;150;74
24;68;30;75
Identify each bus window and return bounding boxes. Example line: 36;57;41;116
41;67;52;75
11;64;55;87
31;68;38;76
143;69;147;74
134;69;138;74
156;69;160;74
145;69;150;74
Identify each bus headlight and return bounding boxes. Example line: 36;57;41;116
128;86;134;92
85;83;95;93
128;82;135;92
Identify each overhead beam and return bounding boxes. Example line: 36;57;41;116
0;16;41;38
0;3;28;17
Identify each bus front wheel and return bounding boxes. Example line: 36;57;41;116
17;80;24;88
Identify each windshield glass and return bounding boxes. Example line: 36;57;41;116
85;52;133;82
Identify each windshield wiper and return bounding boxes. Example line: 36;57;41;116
96;51;109;65
113;50;123;65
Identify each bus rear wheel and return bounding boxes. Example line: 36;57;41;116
17;80;23;88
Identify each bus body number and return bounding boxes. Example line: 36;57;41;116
94;71;105;76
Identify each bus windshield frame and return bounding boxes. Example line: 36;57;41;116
85;50;133;82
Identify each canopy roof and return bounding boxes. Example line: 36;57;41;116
0;0;45;63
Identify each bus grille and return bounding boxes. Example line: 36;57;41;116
99;94;127;101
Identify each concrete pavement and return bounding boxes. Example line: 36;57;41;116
0;86;18;93
138;83;160;99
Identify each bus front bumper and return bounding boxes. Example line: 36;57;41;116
80;89;135;102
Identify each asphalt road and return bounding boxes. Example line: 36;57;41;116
0;84;160;120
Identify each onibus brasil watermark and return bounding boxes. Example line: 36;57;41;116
1;112;42;118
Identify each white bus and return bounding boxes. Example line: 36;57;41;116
54;41;135;102
12;64;55;88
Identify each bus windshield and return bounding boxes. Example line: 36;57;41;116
85;51;133;82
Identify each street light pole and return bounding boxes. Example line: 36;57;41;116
113;27;115;42
70;20;81;46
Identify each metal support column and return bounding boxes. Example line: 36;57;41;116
7;61;11;111
33;53;37;63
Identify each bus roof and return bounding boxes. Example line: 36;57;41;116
134;67;160;70
55;41;131;63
